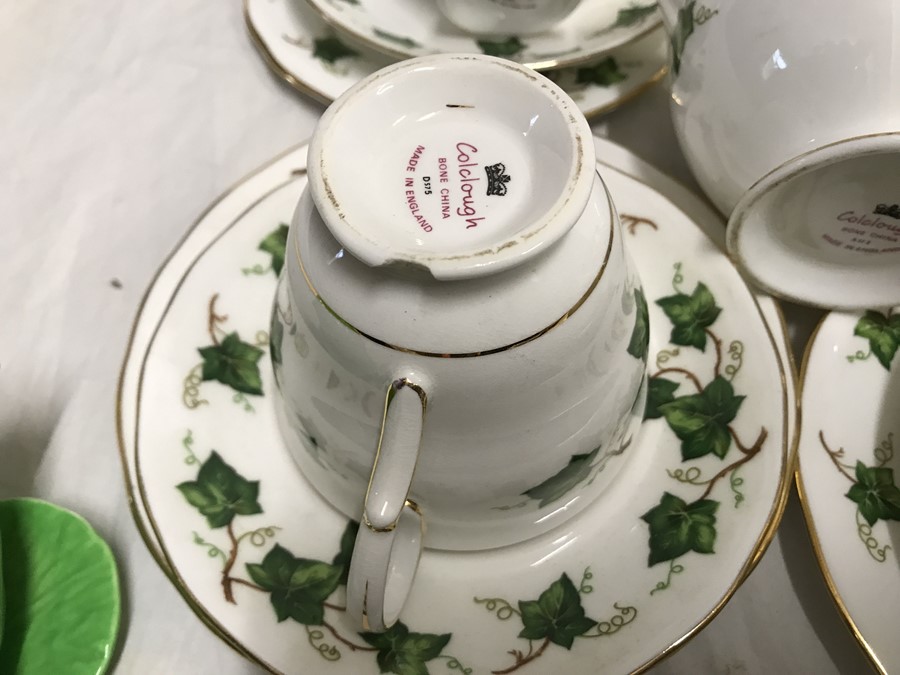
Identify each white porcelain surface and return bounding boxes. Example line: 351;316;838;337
307;54;595;279
798;308;900;674
304;0;661;70
245;0;668;119
659;0;900;307
116;135;792;674
436;0;583;36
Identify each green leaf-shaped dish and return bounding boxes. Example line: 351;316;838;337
0;499;120;674
0;527;5;647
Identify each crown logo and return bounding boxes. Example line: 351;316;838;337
485;163;511;197
874;203;900;220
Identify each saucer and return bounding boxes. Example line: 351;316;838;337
116;136;794;674
797;309;900;674
0;498;120;674
302;0;660;70
244;0;667;120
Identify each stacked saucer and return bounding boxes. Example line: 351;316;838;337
117;133;796;675
244;0;667;119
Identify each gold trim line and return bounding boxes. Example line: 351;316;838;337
293;192;616;358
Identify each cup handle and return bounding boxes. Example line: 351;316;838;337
347;377;427;632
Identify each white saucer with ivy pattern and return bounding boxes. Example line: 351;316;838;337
117;136;794;675
244;0;667;120
797;309;900;674
302;0;660;71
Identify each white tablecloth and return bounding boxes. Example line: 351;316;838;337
0;1;871;672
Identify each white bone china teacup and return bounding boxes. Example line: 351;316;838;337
270;54;648;632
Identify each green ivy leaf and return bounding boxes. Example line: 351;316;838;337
198;332;264;396
854;310;900;370
522;446;601;507
517;573;597;649
846;461;900;526
645;377;679;420
641;492;718;566
270;311;284;370
670;0;696;75
626;287;650;360
313;35;359;64
477;36;526;57
360;621;451;675
658;376;744;460
331;520;359;585
613;3;658;28
176;451;262;528
655;281;721;350
245;544;342;625
259;224;289;276
575;57;627;87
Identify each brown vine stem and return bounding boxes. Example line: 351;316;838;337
729;427;755;456
819;430;855;483
324;602;346;611
620;214;658;235
492;638;552;675
706;329;723;378
221;521;239;603
207;293;228;346
699;427;768;500
320;621;378;652
651;368;703;392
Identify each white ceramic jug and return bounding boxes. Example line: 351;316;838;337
657;0;900;308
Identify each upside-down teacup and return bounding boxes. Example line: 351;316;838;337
270;54;648;632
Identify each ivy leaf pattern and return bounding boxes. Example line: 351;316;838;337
670;0;696;75
477;36;526;57
612;3;658;28
854;310;900;370
575;57;627;87
846;461;900;526
360;622;451;675
313;35;359;64
655;282;721;350
641;492;718;565
259;224;289;276
645;377;679;420
626;287;650;360
522;446;601;507
198;332;264;396
270;311;284;370
518;573;597;649
658;376;744;460
331;519;359;585
246;544;342;625
373;28;420;49
176;451;262;528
